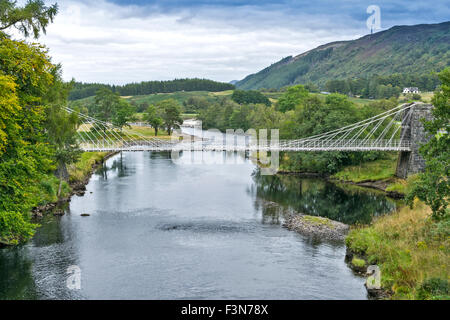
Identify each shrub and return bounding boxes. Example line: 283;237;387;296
412;93;422;100
0;211;38;245
351;257;366;268
416;278;449;300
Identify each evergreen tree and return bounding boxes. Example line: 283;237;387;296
0;0;58;38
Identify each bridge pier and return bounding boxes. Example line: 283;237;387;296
395;103;434;179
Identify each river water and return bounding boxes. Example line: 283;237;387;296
0;149;397;300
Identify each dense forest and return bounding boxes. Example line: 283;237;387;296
237;22;450;90
325;73;441;99
69;79;235;100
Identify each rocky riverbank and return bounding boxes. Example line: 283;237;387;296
31;152;119;218
283;214;349;242
344;248;391;300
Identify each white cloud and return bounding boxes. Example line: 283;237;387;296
32;0;368;84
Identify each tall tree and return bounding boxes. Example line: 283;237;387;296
0;38;57;244
0;0;58;38
144;104;163;136
94;88;120;122
112;100;135;131
46;104;81;196
44;69;82;197
158;99;182;136
276;85;309;112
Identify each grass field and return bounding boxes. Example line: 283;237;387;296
125;125;171;139
418;92;434;103
125;90;231;106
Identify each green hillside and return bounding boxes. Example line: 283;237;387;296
236;22;450;90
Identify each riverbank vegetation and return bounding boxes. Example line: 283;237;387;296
67;152;108;183
346;202;449;299
346;68;449;300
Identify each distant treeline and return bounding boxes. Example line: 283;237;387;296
69;78;235;100
325;73;440;99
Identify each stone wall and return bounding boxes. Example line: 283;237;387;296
395;103;434;179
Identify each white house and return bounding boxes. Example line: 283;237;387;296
403;87;420;94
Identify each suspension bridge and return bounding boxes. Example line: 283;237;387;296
65;103;424;152
65;102;433;177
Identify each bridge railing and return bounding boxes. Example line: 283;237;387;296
79;138;411;152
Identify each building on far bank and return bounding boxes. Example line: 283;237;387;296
403;87;420;94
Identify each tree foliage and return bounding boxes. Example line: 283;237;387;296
231;90;270;106
325;73;441;99
0;18;82;244
407;68;450;220
157;99;182;136
198;89;390;174
93;88;135;130
0;37;60;244
0;0;58;38
144;104;163;136
276;85;309;112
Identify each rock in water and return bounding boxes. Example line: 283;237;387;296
53;209;65;216
80;213;90;217
283;215;349;242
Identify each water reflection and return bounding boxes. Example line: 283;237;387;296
251;170;397;225
95;152;135;179
0;248;38;299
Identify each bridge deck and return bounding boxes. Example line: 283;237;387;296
79;139;411;152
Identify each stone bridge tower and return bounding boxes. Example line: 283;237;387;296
395;103;434;179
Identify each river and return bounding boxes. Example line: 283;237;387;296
0;148;397;300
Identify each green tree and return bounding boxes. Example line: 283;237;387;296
46;104;81;196
276;85;309;112
44;68;82;197
94;88;120;122
0;38;55;213
0;38;58;244
231;90;270;106
0;0;58;38
144;104;163;136
248;104;281;130
407;68;450;220
158;99;182;135
113;100;135;130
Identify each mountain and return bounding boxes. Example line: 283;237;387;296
236;22;450;90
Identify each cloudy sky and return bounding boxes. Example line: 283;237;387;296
18;0;450;84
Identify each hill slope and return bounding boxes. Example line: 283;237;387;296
236;22;450;90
